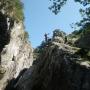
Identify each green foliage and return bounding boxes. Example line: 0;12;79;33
72;30;83;35
75;22;90;37
74;23;90;50
68;23;90;47
49;0;67;15
75;48;90;60
36;41;47;53
34;41;47;59
49;0;90;49
34;29;66;58
0;0;24;21
49;0;90;15
82;22;90;33
18;31;29;41
68;30;83;39
24;31;29;40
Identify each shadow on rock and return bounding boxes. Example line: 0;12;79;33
5;68;28;90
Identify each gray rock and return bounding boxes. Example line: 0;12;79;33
0;19;33;90
13;42;90;90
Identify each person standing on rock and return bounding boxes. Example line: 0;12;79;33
44;33;49;42
65;36;67;44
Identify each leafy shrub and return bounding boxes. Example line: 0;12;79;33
0;0;24;21
34;41;48;59
24;31;29;40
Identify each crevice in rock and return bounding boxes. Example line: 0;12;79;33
0;12;14;63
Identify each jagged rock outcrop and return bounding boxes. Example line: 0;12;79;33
10;33;90;90
0;1;33;90
0;1;90;90
52;29;66;43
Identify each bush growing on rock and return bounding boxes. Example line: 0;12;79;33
0;0;24;21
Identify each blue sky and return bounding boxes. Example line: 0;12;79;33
22;0;83;48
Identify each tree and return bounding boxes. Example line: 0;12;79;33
49;0;90;32
49;0;67;15
49;0;90;50
49;0;90;29
49;0;90;15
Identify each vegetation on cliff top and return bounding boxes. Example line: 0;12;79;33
0;0;24;21
49;0;90;50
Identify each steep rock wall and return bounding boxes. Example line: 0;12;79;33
0;12;33;90
13;42;90;90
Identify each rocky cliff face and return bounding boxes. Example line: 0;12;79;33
0;1;90;90
9;31;90;90
0;11;33;90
